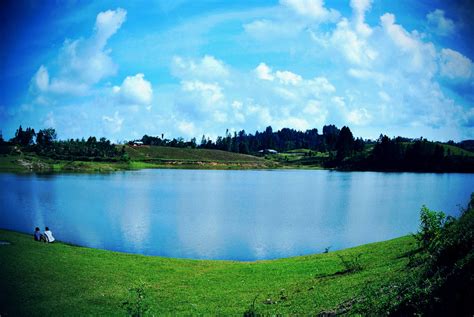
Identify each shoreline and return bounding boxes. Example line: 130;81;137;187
1;152;472;174
0;228;407;262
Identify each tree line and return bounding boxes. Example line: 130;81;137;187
342;135;474;172
1;124;473;171
1;126;126;161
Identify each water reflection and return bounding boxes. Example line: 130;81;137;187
0;170;473;260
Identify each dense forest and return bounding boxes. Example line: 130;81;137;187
1;124;473;172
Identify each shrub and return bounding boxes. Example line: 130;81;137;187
337;253;362;273
354;194;474;316
122;281;153;317
415;205;447;252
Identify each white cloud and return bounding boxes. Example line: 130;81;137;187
280;0;340;22
275;70;302;85
177;120;196;137
426;9;455;37
255;62;274;81
33;65;49;92
348;68;385;85
181;80;224;105
30;8;127;97
276;116;311;130
95;8;127;46
49;80;89;95
172;55;229;80
350;0;373;36
347;107;372;125
380;13;437;74
439;48;473;80
331;18;377;66
306;77;336;94
113;73;153;106
102;111;124;133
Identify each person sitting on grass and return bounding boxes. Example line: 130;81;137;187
33;227;43;241
43;227;55;243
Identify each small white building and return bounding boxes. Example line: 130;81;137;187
258;149;278;154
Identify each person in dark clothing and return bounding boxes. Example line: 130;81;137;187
34;227;44;241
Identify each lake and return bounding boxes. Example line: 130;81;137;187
0;169;473;260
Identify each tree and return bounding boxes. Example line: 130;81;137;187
36;128;57;147
336;126;354;160
12;126;36;146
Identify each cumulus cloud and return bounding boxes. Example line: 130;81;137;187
275;70;302;85
181;80;224;106
380;13;437;75
350;0;373;36
30;8;127;96
255;63;274;81
438;48;473;80
172;55;229;80
331;18;377;66
113;73;153;106
95;8;127;45
426;9;455;37
280;0;340;22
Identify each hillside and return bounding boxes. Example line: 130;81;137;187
124;145;268;163
0;145;276;172
0;230;416;315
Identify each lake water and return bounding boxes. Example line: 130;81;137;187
0;169;473;260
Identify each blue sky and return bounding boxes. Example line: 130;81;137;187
1;0;473;142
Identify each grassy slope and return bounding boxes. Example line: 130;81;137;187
125;145;266;162
0;146;275;173
0;230;416;315
440;143;474;156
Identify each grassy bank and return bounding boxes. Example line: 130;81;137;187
0;145;278;173
0;229;416;315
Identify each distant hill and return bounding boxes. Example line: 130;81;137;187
123;145;267;162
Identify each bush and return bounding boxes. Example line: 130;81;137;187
122;281;153;317
337;253;363;273
355;194;474;316
415;205;447;252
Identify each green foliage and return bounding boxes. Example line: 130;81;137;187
36;128;57;148
11;126;36;146
336;126;355;160
355;194;474;316
122;281;153;317
415;205;447;252
337;253;363;273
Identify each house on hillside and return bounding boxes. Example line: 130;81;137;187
130;141;144;146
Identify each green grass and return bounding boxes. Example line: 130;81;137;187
124;145;267;163
0;230;416;315
440;143;474;156
0;146;277;173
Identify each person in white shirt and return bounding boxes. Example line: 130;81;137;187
43;227;55;243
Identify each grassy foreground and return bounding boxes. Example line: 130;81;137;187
0;229;416;315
